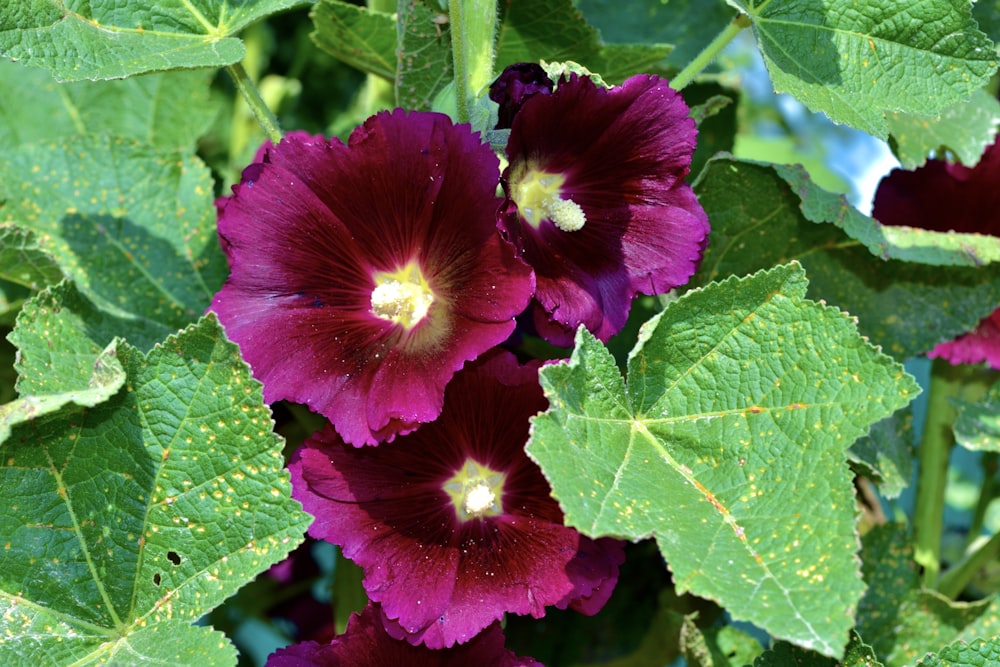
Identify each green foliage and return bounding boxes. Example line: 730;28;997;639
528;263;919;658
0;135;227;351
0;0;311;80
857;523;1000;667
397;0;454;111
729;0;997;137
310;1;397;81
0;61;218;153
953;380;1000;452
0;310;309;666
916;637;1000;667
692;157;1000;358
888;88;1000;169
496;0;672;84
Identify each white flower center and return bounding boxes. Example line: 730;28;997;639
464;482;497;517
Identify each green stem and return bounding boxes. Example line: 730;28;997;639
449;0;497;124
967;452;998;549
938;531;1000;599
671;13;751;90
913;359;962;586
227;61;283;145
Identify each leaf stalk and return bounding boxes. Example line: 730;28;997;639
671;12;751;91
226;61;283;146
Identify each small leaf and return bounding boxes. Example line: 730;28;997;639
692;156;1000;358
0;60;218;153
916;637;1000;667
887;593;1000;667
0;134;227;350
0;313;310;665
0;0;311;81
888;89;1000;169
310;0;396;81
856;523;920;660
729;0;997;137
952;381;1000;452
528;263;919;658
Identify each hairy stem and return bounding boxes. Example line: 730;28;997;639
671;13;751;91
449;0;497;123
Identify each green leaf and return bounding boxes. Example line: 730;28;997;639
847;410;914;498
752;631;880;666
952;381;1000;452
310;0;396;81
496;0;672;85
774;163;1000;267
856;523;920;660
973;0;1000;44
396;0;453;111
888;88;1000;169
528;263;919;658
0;313;310;666
729;0;997;137
0;0;311;81
692;157;1000;358
0;60;218;153
917;637;1000;667
886;593;1000;667
0;224;64;292
0;135;228;350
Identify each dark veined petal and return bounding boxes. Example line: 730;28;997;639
210;111;534;445
500;73;709;345
288;350;624;648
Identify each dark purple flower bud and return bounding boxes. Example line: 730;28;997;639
489;62;554;129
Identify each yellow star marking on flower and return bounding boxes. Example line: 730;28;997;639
511;165;586;232
443;459;506;521
370;260;436;329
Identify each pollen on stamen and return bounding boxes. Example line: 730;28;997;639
370;272;434;328
545;196;586;232
464;482;497;517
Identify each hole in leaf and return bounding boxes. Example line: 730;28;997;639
153;573;161;586
167;551;181;566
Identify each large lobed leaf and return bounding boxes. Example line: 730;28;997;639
729;0;997;138
0;0;311;81
0;308;310;666
0;134;228;351
528;263;919;658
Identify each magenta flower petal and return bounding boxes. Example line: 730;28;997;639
288;350;625;648
928;308;1000;368
210;111;534;445
872;138;1000;367
266;603;543;666
500;73;710;345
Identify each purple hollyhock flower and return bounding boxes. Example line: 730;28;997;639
210;111;535;445
288;350;625;649
498;72;710;346
872;138;1000;368
266;603;543;666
